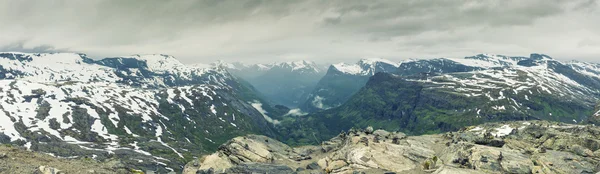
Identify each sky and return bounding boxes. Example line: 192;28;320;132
0;0;599;64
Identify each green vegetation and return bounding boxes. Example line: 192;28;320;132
275;73;595;146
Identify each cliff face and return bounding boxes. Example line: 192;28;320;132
589;102;600;124
185;120;600;174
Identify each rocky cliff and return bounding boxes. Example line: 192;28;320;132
185;120;600;174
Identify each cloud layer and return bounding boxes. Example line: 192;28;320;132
1;0;598;63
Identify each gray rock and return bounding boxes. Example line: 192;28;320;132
365;126;374;134
196;121;600;174
196;168;214;174
225;163;295;174
34;166;61;174
373;130;390;138
306;162;320;170
571;145;594;157
359;137;369;146
391;132;407;144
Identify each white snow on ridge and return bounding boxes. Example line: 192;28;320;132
567;61;600;79
0;52;227;88
0;52;120;83
214;60;322;74
359;58;401;67
122;54;184;72
447;58;505;69
332;63;365;75
280;60;314;72
0;79;222;154
0;106;23;141
332;58;400;76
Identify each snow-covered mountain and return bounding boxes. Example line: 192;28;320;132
331;58;400;76
398;53;600;112
300;58;400;112
389;53;600;123
0;52;280;172
282;54;600;143
218;60;326;108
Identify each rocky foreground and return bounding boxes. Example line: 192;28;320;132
0;145;133;174
184;121;600;174
2;120;599;174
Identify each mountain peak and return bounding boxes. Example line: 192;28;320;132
332;58;399;76
0;52;91;63
276;60;320;73
120;54;184;72
220;60;321;73
530;53;553;60
358;58;400;67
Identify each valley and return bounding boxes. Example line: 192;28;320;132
1;52;600;173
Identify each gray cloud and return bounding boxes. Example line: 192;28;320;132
0;41;67;53
0;0;598;63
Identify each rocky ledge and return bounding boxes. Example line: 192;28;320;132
0;145;132;174
184;120;600;174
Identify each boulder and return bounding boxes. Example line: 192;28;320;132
373;130;390;138
326;160;348;172
365;126;374;134
306;162;321;170
34;166;61;174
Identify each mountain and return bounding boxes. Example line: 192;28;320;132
588;102;600;124
185;120;600;174
279;53;600;145
219;61;326;108
0;52;283;173
299;58;400;112
213;61;272;80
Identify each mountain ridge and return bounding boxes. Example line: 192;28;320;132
218;60;327;108
0;52;283;172
280;53;600;146
300;58;401;112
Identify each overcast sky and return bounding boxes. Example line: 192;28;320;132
0;0;599;64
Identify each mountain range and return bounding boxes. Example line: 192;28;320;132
276;53;600;145
299;58;401;112
218;61;326;109
1;52;600;173
0;52;285;172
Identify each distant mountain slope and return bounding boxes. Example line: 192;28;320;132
220;61;326;108
299;58;400;112
0;52;279;173
588;102;600;124
279;53;600;145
